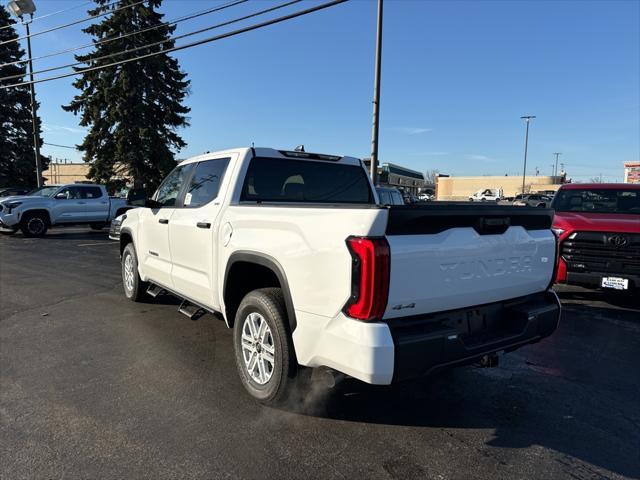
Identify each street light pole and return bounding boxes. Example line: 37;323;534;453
24;19;43;187
8;0;42;188
369;0;383;185
520;115;535;194
553;152;561;178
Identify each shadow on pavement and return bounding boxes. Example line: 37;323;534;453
557;288;639;310
1;229;112;242
280;363;638;478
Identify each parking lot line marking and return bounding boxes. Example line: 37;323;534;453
77;242;116;247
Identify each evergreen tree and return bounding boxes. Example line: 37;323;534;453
63;0;190;192
0;7;47;188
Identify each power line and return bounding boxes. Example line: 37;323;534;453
1;0;349;90
43;142;80;150
0;0;248;69
1;0;306;84
0;1;96;31
0;0;147;46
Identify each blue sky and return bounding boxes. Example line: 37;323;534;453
11;0;640;182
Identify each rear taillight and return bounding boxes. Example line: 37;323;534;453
343;236;390;321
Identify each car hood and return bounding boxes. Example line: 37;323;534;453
0;195;48;203
553;211;640;234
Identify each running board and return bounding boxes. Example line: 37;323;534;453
146;284;165;298
179;300;205;321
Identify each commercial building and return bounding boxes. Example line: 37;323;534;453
624;161;640;184
362;159;426;194
43;162;90;185
436;174;564;201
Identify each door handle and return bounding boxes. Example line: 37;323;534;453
78;201;86;204
158;218;169;224
196;222;211;229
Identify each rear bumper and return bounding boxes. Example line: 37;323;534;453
388;291;560;382
294;291;560;385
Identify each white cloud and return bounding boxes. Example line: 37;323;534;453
465;154;496;162
393;127;433;135
43;124;87;134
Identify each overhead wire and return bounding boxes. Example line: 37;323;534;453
0;0;248;69
1;0;304;83
1;0;349;90
43;142;80;150
0;0;96;31
0;0;147;46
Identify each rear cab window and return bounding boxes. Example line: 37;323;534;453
240;157;373;204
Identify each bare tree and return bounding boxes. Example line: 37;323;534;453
424;169;440;185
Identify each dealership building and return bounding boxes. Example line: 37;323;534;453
624;161;640;184
362;159;427;194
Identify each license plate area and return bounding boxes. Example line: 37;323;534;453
601;277;628;290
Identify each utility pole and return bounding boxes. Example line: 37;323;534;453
369;0;383;185
550;164;555;176
8;1;42;188
520;115;536;194
553;152;561;178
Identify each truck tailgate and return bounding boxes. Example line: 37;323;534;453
384;205;555;319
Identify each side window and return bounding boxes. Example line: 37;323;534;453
391;191;404;205
184;158;230;208
154;164;193;207
81;186;103;199
378;191;390;205
57;186;82;199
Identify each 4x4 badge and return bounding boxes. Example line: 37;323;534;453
607;235;628;247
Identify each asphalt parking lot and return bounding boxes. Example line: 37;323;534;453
1;228;639;480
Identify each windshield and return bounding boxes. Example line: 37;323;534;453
28;186;60;197
552;188;640;214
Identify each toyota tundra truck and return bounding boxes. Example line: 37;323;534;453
114;147;560;405
552;183;640;292
0;183;133;237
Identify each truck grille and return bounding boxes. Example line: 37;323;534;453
561;231;640;275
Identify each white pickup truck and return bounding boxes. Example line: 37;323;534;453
0;183;131;237
112;147;560;405
469;188;503;202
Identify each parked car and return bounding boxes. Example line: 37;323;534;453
418;192;434;201
469;188;502;202
0;183;134;237
114;147;560;405
0;187;30;198
376;187;404;206
552;183;640;292
513;194;552;207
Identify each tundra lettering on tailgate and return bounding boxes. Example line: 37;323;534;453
439;256;533;282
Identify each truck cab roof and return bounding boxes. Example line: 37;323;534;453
179;147;362;167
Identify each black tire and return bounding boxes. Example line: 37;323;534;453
20;212;48;237
233;288;306;406
90;223;106;230
121;243;148;302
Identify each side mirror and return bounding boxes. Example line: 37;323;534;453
54;192;66;199
127;188;148;206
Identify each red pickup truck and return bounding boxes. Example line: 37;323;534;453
551;183;640;292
